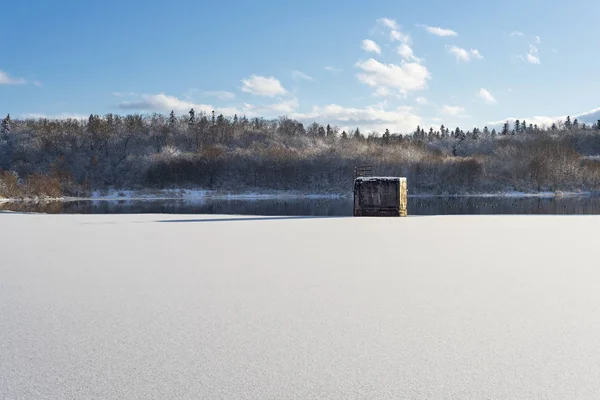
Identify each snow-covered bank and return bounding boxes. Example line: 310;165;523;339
2;214;600;399
1;188;598;203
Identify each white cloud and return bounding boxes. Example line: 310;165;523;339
112;91;138;97
244;98;299;115
292;103;421;134
377;17;398;30
397;44;421;62
447;46;483;62
0;70;27;85
292;70;313;81
535;36;542;44
477;88;497;104
241;75;287;97
356;58;430;96
525;44;540;64
117;93;222;114
421;25;458;37
204;90;236;100
471;49;484;60
447;46;470;62
361;39;382;54
390;29;411;44
488;107;600;130
441;105;466;116
510;31;524;36
324;66;342;73
416;97;428;105
33;81;43;87
22;113;88;120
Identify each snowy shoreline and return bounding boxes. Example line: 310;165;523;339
1;188;597;203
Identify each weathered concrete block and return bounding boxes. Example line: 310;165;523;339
353;177;407;217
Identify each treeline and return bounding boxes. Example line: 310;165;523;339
2;110;600;198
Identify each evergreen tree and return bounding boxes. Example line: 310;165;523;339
597;120;600;130
317;125;326;137
573;118;579;129
341;130;348;139
514;119;521;133
521;120;527;133
454;127;460;138
565;116;572;130
326;124;332;137
502;122;510;136
353;127;361;139
491;128;497;137
1;114;11;136
483;126;489;136
382;128;391;144
188;108;196;125
551;123;557;131
168;110;177;126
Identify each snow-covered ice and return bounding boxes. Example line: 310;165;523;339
2;213;600;399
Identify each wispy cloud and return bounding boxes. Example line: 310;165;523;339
510;31;524;37
416;97;428;105
535;36;542;44
118;93;221;114
204;90;236;100
291;103;421;134
447;46;483;62
112;91;138;97
241;75;287;97
441;105;466;116
377;17;398;30
361;39;382;54
292;70;313;81
324;66;342;73
477;88;497;104
397;44;421;62
525;44;540;64
419;25;458;37
0;70;27;85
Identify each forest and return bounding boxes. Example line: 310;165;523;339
2;110;600;198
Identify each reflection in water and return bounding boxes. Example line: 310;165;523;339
2;196;600;216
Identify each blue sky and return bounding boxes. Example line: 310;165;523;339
2;0;600;133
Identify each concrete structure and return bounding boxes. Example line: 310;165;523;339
353;177;407;217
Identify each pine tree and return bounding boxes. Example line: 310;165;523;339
168;110;177;126
573;118;579;130
382;128;391;144
341;130;348;139
502;122;510;136
597;120;600;130
565;116;572;130
188;108;196;125
514;119;521;133
483;126;489;136
1;114;11;136
326;124;332;137
521;120;527;133
353;127;361;139
551;123;557;131
454;127;460;138
491;128;497;137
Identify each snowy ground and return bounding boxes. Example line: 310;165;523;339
2;213;600;399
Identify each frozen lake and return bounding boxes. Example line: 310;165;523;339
2;213;600;399
3;194;600;215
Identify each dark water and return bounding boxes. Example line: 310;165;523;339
3;196;600;215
